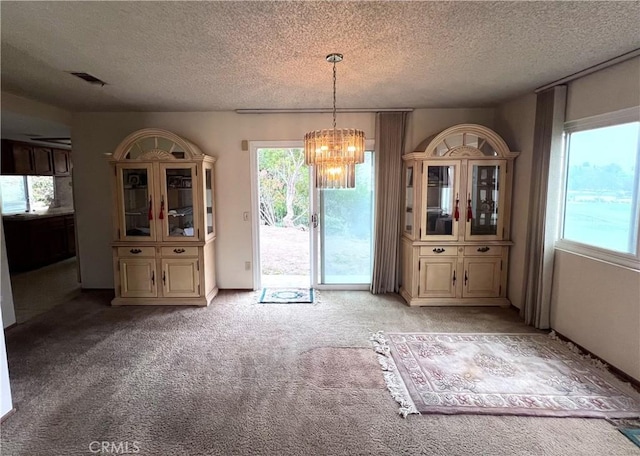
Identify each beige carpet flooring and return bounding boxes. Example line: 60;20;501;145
10;257;80;324
1;290;638;455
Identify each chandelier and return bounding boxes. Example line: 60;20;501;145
304;53;365;188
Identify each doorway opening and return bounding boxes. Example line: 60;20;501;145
256;146;311;288
251;141;375;291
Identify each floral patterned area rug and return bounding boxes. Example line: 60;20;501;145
259;288;314;304
371;332;640;418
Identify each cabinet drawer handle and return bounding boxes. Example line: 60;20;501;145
477;247;491;253
130;248;142;254
432;248;445;254
173;248;186;254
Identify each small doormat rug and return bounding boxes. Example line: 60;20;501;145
608;418;640;449
371;331;640;418
619;428;640;449
259;288;314;304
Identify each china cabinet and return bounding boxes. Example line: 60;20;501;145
400;124;519;306
108;128;217;306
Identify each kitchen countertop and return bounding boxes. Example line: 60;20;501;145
3;207;75;221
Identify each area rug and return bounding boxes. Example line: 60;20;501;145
259;288;314;303
371;331;640;419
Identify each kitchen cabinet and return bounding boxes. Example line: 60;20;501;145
108;128;217;306
400;124;519;307
2;212;76;272
53;149;71;175
1;140;71;176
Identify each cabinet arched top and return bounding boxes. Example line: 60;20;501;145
108;128;215;163
407;124;519;160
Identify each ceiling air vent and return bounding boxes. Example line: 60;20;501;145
69;72;106;86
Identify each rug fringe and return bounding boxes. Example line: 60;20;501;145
370;331;419;418
548;330;609;371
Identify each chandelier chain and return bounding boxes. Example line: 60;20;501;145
332;60;337;130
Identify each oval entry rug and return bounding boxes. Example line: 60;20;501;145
259;288;314;303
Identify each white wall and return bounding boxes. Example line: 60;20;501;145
72;108;495;289
551;251;640;380
550;56;640;381
0;219;14;416
494;93;537;309
0;305;13;419
1;91;72;126
0;222;16;328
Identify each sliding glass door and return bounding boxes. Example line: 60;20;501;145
314;151;374;287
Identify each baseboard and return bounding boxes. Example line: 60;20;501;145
1;407;16;423
553;330;640;392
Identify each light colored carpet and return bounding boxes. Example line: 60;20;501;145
1;290;638;455
10;257;80;324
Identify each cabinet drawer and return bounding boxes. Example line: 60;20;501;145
463;246;503;257
161;246;199;257
419;246;456;256
117;246;156;257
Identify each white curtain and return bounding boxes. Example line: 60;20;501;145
522;86;566;328
371;112;409;294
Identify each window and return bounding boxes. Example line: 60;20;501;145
559;109;640;267
0;176;55;214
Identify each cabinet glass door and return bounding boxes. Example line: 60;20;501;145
422;162;459;239
466;160;505;240
404;165;414;236
160;164;198;241
205;166;215;238
118;164;155;241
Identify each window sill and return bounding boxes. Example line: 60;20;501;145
555;240;640;272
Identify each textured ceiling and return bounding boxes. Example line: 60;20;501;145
1;1;639;112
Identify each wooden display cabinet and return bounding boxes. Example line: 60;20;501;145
400;124;519;307
108;128;217;306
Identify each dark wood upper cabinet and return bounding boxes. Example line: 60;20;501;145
12;143;36;174
53;149;71;175
33;147;54;175
1;140;71;176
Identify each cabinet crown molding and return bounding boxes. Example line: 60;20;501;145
109;128;215;162
409;124;520;160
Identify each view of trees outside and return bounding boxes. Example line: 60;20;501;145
258;148;374;283
258;149;310;278
259;149;309;228
28;176;55;210
563;122;638;253
0;176;54;213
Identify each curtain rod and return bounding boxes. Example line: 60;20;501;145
235;108;413;114
535;48;640;93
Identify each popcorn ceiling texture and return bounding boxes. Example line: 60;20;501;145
1;1;638;111
1;290;638;455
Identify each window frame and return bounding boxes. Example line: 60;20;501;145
0;175;56;215
556;107;640;270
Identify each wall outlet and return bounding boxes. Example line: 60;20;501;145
245;261;251;270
